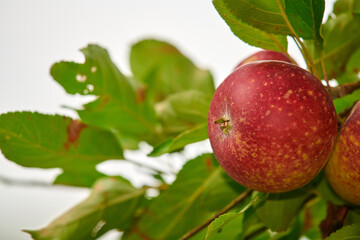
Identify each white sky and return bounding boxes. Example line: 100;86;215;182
0;1;334;239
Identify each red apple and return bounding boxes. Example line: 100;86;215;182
325;101;360;205
208;61;337;193
236;50;294;68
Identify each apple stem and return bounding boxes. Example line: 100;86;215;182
215;117;231;134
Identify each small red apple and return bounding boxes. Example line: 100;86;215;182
208;61;337;193
236;50;294;68
325;101;360;205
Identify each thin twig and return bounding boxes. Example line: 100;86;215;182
0;175;52;187
179;189;253;240
0;174;168;193
329;81;360;99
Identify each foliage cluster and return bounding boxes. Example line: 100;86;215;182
1;0;360;239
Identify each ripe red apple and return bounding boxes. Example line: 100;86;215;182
208;61;337;193
236;50;294;68
325;101;360;205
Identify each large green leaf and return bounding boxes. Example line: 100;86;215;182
77;98;157;149
219;0;324;41
314;171;347;205
24;177;145;240
271;217;303;240
333;0;360;17
213;0;288;51
216;0;290;35
337;48;360;84
54;166;106;187
149;123;208;157
325;224;360;240
123;154;246;240
0;112;123;187
155;90;211;134
205;213;244;240
149;90;211;156
284;0;324;41
242;207;268;240
205;192;268;240
51;44;158;149
306;13;360;79
130;39;215;103
255;189;312;231
347;209;360;225
321;13;360;79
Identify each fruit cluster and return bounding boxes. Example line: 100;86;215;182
208;50;360;205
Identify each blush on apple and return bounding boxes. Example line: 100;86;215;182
236;50;294;68
208;61;337;193
325;101;360;205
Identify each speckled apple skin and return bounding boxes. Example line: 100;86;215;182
325;101;360;205
208;61;337;193
236;50;294;68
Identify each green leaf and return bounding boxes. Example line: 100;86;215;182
333;0;360;17
284;0;324;41
51;44;133;99
205;191;268;240
306;13;360;79
24;177;145;240
347;209;360;225
155;90;211;134
149;90;212;155
255;188;312;231
51;44;158;149
130;39;215;102
315;172;346;205
215;0;291;35
205;213;244;240
334;89;360;113
77;97;157;149
0;112;124;187
123;154;246;240
322;13;360;79
271;216;303;240
242;207;267;240
337;48;360;84
325;224;360;240
149;123;208;157
54;166;106;187
213;0;288;51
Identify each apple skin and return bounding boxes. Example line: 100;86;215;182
325;101;360;205
208;61;337;193
236;50;294;68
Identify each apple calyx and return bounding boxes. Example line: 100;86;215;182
215;116;231;134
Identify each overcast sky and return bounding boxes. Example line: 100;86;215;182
0;1;334;239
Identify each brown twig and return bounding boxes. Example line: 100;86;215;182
329;81;360;100
320;203;349;239
0;175;53;187
179;189;253;240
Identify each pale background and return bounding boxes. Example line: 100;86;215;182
0;1;334;239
